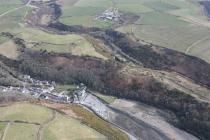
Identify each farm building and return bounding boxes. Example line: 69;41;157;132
96;7;121;22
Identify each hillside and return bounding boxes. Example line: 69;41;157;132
0;0;210;140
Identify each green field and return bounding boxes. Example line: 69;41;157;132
0;35;9;44
58;0;210;63
60;6;113;28
59;0;114;28
4;123;39;140
0;103;107;140
2;0;209;63
130;12;209;52
0;0;23;5
0;40;20;59
55;84;77;92
188;37;210;63
1;0;210;63
0;122;6;138
116;3;153;13
114;0;210;63
93;92;116;104
0;103;53;124
0;6;30;32
0;4;21;15
6;27;107;59
0;0;32;60
74;0;112;8
43;113;106;140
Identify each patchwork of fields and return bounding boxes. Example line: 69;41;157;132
0;0;30;32
56;0;210;63
15;27;107;59
1;0;210;63
0;0;110;60
0;103;107;140
59;0;114;28
114;0;210;63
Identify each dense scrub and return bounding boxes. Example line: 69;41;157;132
99;29;210;88
0;55;22;86
47;23;210;88
69;104;129;140
101;71;210;139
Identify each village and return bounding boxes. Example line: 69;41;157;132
0;75;110;120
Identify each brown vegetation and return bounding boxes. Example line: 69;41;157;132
34;100;129;140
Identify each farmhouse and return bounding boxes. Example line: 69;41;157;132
96;7;121;22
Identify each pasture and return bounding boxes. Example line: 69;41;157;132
60;6;113;28
0;41;19;59
0;122;6;138
74;0;112;8
0;103;107;140
54;84;77;92
59;0;114;28
93;92;116;104
0;0;23;5
114;0;210;63
0;0;31;32
116;3;153;13
131;12;209;52
1;0;210;63
14;27;107;59
188;37;210;63
4;123;39;140
58;0;210;63
43;113;107;140
0;103;53;124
